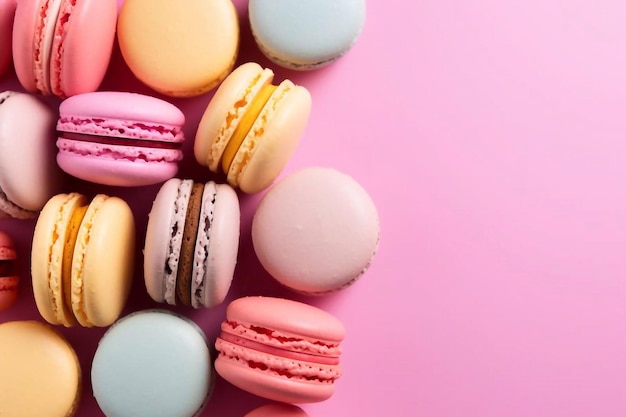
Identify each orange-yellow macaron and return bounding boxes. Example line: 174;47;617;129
31;193;135;327
117;0;239;97
194;62;312;193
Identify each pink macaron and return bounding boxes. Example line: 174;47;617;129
215;296;345;403
252;167;380;294
0;230;18;312
245;403;308;417
0;0;16;77
56;91;186;187
144;178;240;308
12;0;117;97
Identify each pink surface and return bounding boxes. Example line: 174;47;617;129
1;0;626;415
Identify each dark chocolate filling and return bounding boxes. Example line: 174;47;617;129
59;132;183;149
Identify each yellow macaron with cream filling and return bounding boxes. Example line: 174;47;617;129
31;193;135;327
194;62;312;193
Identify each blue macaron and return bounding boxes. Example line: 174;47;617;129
91;310;213;417
249;0;366;70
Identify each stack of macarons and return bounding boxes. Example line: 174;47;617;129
0;0;378;416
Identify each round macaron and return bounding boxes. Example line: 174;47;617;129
252;167;379;294
117;0;239;97
249;0;366;70
56;92;186;187
215;296;345;404
0;230;18;311
0;321;81;417
0;0;16;77
245;404;309;417
144;178;240;308
31;193;135;327
0;91;64;219
91;310;213;417
12;0;117;97
194;62;312;193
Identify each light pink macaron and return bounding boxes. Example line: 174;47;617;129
215;296;345;403
0;0;16;77
12;0;117;97
245;403;308;417
56;92;186;187
144;178;240;308
252;167;380;294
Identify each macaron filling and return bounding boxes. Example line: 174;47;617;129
191;182;217;308
0;259;15;276
221;84;277;173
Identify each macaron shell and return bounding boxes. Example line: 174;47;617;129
200;183;240;307
50;0;117;97
31;193;85;327
118;0;239;97
215;357;335;403
58;91;186;127
194;62;273;171
56;145;180;187
249;0;366;70
0;93;63;212
0;321;81;417
143;178;184;303
72;195;135;327
245;404;309;417
231;83;312;193
252;167;379;293
12;0;39;92
91;310;212;417
0;0;16;76
226;296;345;343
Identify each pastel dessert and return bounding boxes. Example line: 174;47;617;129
0;91;63;219
0;0;16;77
31;193;135;327
144;178;240;308
92;310;213;417
245;404;309;417
252;167;379;294
194;62;312;193
117;0;239;97
215;296;345;403
0;321;81;417
12;0;117;97
56;92;186;187
0;230;18;311
249;0;366;70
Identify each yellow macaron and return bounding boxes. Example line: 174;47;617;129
31;193;135;327
194;62;312;193
117;0;239;97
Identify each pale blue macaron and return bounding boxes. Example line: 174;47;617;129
91;310;213;417
249;0;366;70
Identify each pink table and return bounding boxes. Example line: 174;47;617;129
1;0;625;415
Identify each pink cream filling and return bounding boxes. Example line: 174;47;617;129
218;331;340;366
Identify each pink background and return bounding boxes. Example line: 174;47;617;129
2;0;626;416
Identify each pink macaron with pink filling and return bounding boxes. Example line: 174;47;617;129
12;0;117;97
215;296;345;404
56;91;186;187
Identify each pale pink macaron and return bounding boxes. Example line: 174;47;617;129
252;167;380;294
12;0;117;97
0;0;16;77
56;92;186;187
0;230;18;312
245;403;308;417
215;296;345;403
0;91;64;219
144;178;240;308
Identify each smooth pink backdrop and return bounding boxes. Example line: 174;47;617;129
2;0;626;416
